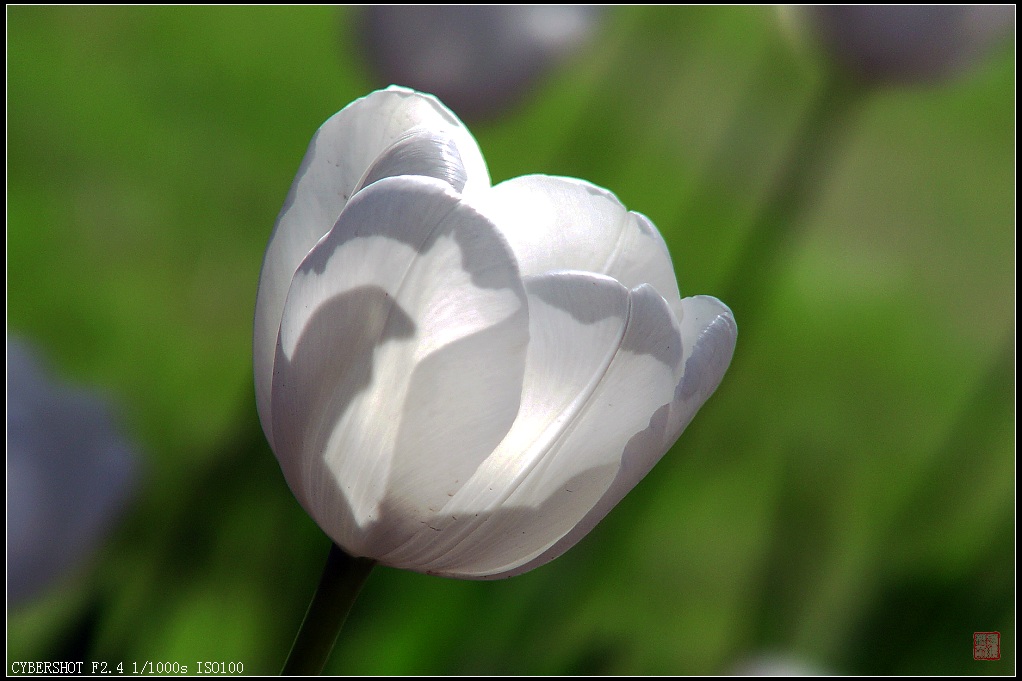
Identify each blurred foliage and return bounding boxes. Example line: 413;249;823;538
7;6;1014;675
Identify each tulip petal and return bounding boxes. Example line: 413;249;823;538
376;270;630;570
353;127;470;195
669;295;738;434
381;274;692;577
269;176;527;557
501;295;736;579
478;175;681;302
254;86;490;448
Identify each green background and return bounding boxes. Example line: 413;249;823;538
7;6;1014;675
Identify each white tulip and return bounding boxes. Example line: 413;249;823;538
254;86;736;579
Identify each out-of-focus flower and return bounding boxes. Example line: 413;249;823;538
787;6;1015;84
356;6;601;120
7;338;138;606
253;86;736;579
731;654;830;676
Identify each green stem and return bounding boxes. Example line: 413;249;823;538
721;70;867;333
281;544;376;676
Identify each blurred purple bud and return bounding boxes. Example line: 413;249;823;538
356;6;602;121
7;338;139;607
794;6;1014;85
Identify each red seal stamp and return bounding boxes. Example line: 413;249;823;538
973;632;1000;661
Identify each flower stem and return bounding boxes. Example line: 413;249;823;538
281;544;376;676
721;70;867;332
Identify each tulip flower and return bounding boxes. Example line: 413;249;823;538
357;6;602;120
8;337;138;606
786;6;1015;85
254;86;736;580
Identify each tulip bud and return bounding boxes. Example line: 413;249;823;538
356;6;601;120
7;338;138;605
789;6;1015;85
731;655;830;676
254;86;736;579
